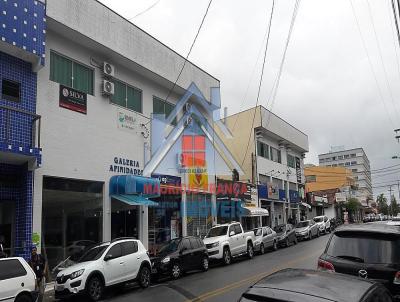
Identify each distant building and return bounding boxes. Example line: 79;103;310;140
318;148;372;207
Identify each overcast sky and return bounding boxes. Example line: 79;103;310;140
99;0;400;199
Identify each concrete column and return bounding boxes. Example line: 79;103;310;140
139;206;149;248
103;184;111;242
32;172;43;253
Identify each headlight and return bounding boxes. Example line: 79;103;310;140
210;242;219;248
70;269;84;280
161;256;170;264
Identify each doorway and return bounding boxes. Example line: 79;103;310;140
111;198;139;240
0;201;15;256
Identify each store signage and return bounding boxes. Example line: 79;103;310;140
109;157;143;175
243;183;258;207
268;183;279;200
296;157;302;183
59;85;87;114
335;192;347;202
117;111;137;131
152;174;181;187
289;190;299;203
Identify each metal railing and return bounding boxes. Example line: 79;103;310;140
0;105;41;149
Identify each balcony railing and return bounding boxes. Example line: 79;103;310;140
0;105;41;149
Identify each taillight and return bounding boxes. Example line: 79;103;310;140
318;259;335;272
394;271;400;284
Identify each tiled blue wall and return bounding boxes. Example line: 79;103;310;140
0;0;46;65
0;163;32;259
0;51;39;148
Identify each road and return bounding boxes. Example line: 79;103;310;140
46;233;330;302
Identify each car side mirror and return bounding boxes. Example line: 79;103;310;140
229;231;235;237
104;254;113;261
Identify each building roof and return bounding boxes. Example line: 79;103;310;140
318;147;366;157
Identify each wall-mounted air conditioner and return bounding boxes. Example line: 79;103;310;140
103;62;115;77
102;80;115;96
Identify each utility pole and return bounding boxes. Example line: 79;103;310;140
389;186;393;217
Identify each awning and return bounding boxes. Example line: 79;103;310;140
300;202;312;209
111;194;159;207
241;207;269;217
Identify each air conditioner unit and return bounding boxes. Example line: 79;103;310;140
103;62;115;77
102;80;115;96
184;116;192;127
184;103;192;113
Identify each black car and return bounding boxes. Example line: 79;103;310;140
240;268;393;302
274;224;297;247
151;236;209;280
319;223;400;300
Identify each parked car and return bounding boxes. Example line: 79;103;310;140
150;236;208;280
239;268;393;302
274;224;297;247
318;223;400;300
253;226;278;254
0;257;38;302
294;220;320;240
313;215;331;234
203;222;255;265
388;217;400;226
54;238;152;301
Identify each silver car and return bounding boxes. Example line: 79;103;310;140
253;226;278;254
294;220;320;240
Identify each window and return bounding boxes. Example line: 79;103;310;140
352;169;358;172
287;154;295;168
0;259;27;281
270;147;281;163
153;96;176;125
345;162;351;166
344;154;350;159
181;239;191;251
332;164;338;167
234;224;242;235
339;163;344;166
257;141;269;159
351;153;356;158
332;156;336;160
189;237;200;249
181;135;206;167
351;161;357;165
1;79;20;102
121;241;138;256
228;225;235;236
111;79;142;113
306;175;316;183
50;51;94;95
338;155;344;160
259;174;269;185
320;159;325;163
106;243;122;259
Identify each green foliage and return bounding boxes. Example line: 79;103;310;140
376;193;388;215
390;196;399;217
345;198;361;212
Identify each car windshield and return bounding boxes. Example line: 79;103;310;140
313;217;323;222
327;233;400;264
296;221;310;228
274;225;285;233
206;226;228;238
78;244;108;262
158;239;181;254
254;228;262;236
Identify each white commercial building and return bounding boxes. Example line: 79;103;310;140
318;148;372;206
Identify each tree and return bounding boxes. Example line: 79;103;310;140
376;194;388;215
389;196;399;217
345;198;361;222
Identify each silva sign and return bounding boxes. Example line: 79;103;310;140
59;85;87;114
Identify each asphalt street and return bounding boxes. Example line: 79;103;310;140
46;233;330;302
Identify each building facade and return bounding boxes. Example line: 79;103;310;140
219;106;309;227
0;0;46;258
318;148;372;207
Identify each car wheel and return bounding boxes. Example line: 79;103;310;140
260;243;265;255
272;240;278;251
247;242;254;259
171;262;182;279
223;247;232;265
285;238;289;247
138;266;151;288
15;294;32;302
201;257;209;271
86;275;104;301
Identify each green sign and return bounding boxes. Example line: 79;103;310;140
32;233;40;246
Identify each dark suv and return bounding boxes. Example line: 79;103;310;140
318;223;400;300
151;236;209;280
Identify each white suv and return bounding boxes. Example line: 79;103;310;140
313;216;331;234
0;257;38;302
54;238;151;301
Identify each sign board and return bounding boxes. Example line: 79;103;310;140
335;192;347;202
296;157;302;183
117;111;138;132
109;157;143;175
242;183;258;207
152;174;181;187
268;183;279;200
59;85;87;114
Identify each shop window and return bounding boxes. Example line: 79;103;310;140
111;79;142;113
287;154;295;168
1;79;20;102
153;96;176;125
50;51;94;95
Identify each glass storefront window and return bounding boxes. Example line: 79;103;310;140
42;177;103;277
111;199;139;240
186;193;212;238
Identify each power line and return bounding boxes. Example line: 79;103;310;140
264;0;301;129
128;0;161;20
366;0;400;119
163;0;213;103
388;0;400;82
241;0;276;167
349;0;396;128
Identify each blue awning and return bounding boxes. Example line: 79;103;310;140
110;194;159;207
109;175;160;198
